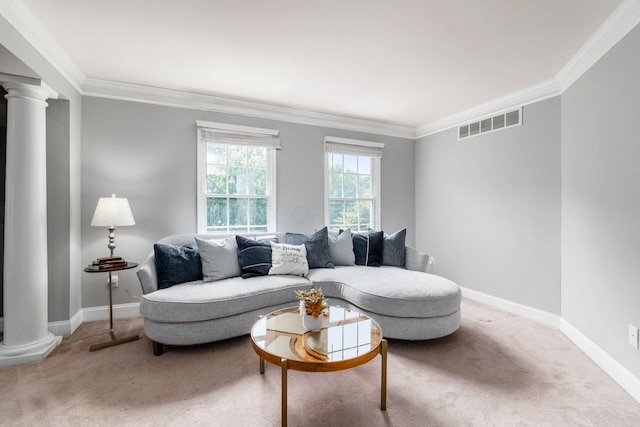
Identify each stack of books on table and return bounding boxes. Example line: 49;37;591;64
86;256;128;271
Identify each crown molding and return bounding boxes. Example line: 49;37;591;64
556;0;640;92
416;0;640;139
0;0;85;93
4;0;638;141
82;78;416;140
415;79;561;139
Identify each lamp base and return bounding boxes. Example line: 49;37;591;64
107;226;117;258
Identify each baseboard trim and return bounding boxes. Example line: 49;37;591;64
48;310;83;337
461;286;640;404
560;318;640;404
69;309;83;335
48;319;70;337
0;302;141;337
460;286;562;329
81;302;141;322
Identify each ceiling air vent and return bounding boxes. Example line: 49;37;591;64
458;107;522;140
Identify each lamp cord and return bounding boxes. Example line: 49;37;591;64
114;271;141;301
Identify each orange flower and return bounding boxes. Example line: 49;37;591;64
295;287;329;319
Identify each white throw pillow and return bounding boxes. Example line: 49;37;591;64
196;237;241;282
269;242;309;277
328;229;356;266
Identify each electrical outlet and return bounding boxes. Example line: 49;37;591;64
629;324;639;349
110;275;119;288
428;257;435;266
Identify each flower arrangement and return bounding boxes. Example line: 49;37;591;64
295;287;329;319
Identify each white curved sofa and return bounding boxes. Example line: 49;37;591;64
137;232;461;355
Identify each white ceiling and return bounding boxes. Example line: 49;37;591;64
18;0;624;128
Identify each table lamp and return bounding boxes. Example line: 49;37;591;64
90;194;135;257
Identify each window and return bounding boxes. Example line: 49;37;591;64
196;121;280;234
324;136;384;231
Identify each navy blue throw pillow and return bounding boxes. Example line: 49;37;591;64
352;230;383;267
285;227;334;269
236;235;275;278
154;241;203;289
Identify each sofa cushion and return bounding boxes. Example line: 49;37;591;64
328;228;356;266
285;227;334;269
382;228;407;267
307;266;461;319
352;230;383;266
269;242;309;277
140;274;312;322
236;235;274;278
196;237;241;282
154;242;203;289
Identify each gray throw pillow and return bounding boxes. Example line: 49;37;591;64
196;237;241;282
285;227;334;269
329;228;355;266
382;228;407;267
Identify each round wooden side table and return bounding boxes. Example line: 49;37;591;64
84;262;138;351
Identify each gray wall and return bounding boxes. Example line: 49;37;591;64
415;97;562;314
81;97;415;307
561;24;640;379
46;99;71;322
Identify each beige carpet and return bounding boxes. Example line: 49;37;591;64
2;298;640;426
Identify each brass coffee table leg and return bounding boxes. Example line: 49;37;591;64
381;339;387;410
281;358;288;427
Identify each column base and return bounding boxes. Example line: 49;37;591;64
0;332;62;367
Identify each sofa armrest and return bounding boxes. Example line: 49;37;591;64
405;246;428;273
137;252;158;295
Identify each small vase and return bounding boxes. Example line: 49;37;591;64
302;313;323;332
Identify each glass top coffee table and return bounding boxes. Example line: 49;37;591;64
250;306;387;426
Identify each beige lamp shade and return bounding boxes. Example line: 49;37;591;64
91;194;135;227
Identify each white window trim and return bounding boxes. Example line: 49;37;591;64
196;120;279;137
196;122;279;234
323;136;383;231
323;136;384;158
372;158;381;229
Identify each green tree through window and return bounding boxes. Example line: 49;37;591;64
205;143;269;233
328;153;374;231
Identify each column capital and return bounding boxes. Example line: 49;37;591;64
0;72;58;101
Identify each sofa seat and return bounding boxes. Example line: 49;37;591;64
140;274;311;323
307;266;461;319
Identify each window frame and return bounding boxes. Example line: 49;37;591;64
196;121;278;234
323;136;383;231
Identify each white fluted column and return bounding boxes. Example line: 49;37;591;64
0;76;62;366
